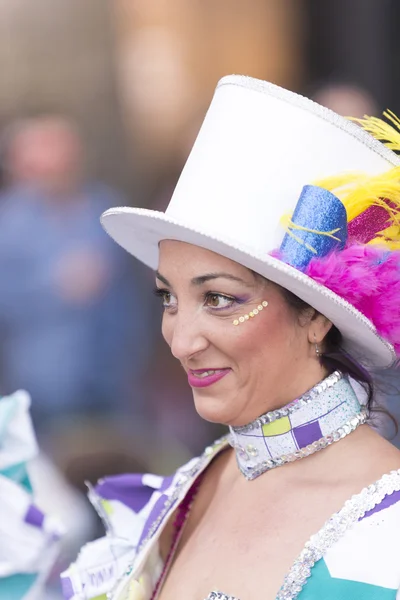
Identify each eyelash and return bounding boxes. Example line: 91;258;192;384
153;288;242;312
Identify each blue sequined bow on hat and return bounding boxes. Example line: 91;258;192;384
279;185;348;270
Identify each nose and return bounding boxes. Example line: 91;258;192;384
168;311;209;362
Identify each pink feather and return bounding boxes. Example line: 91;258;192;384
305;245;400;354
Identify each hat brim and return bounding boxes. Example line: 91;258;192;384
101;207;395;369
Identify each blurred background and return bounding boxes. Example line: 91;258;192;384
0;0;399;595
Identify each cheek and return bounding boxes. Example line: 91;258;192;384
161;316;173;347
226;322;269;370
236;311;298;364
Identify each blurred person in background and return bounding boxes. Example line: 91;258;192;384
311;80;379;119
0;115;151;437
0;120;158;590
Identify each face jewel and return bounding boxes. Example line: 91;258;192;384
232;300;269;326
236;446;249;461
246;444;258;457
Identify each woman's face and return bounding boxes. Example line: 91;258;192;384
156;241;328;427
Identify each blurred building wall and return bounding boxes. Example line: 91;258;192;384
113;0;305;196
305;0;393;109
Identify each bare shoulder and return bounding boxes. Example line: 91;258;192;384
354;425;400;475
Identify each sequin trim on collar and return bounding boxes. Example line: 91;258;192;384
229;371;367;480
205;593;240;600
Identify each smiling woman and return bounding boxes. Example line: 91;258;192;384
62;76;400;600
155;241;331;429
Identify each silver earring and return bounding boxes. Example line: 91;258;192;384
314;333;321;358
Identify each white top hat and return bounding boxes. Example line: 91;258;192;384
101;75;400;369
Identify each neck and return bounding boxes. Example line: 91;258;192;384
229;371;367;480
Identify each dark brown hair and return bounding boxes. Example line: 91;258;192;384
279;287;375;406
279;286;399;435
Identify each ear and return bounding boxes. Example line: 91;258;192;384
307;313;333;345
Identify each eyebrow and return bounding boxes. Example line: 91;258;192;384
155;270;251;287
155;271;170;286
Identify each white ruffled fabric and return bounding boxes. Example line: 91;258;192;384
60;476;166;599
0;390;63;599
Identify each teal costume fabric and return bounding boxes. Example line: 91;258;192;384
296;488;400;599
299;559;396;599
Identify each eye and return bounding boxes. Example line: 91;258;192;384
154;288;177;310
204;293;235;309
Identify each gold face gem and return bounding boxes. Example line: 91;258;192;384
231;300;268;325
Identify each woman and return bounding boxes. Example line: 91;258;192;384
62;76;400;600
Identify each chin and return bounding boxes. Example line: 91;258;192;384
192;390;237;425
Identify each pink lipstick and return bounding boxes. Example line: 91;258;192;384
188;368;230;388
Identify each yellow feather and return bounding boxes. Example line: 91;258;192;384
280;212;342;254
343;170;400;221
351;111;400;152
279;213;317;253
313;172;366;194
368;225;400;249
315;168;400;221
311;111;400;249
